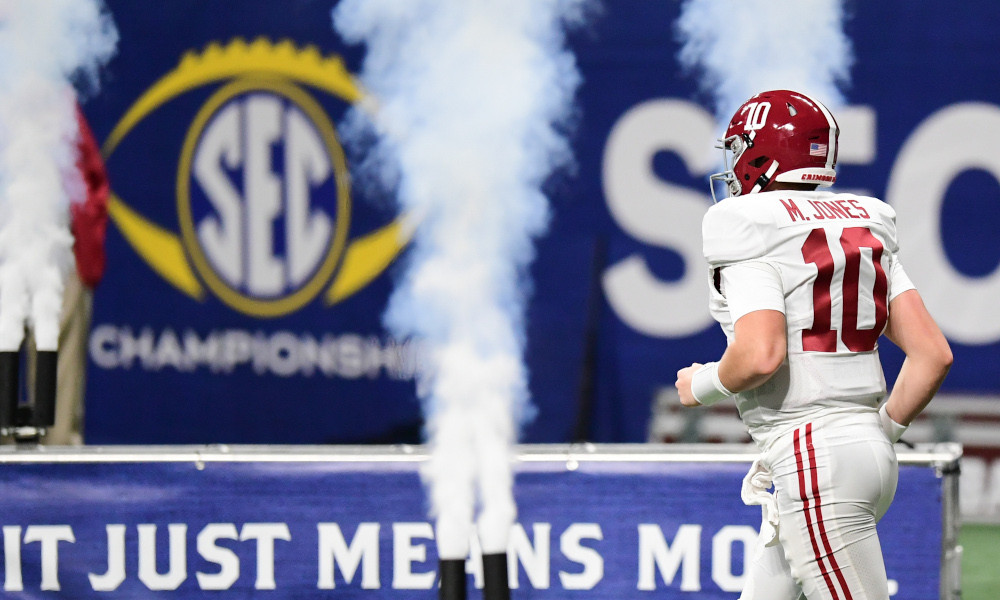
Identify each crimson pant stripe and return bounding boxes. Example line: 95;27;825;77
794;426;840;600
806;424;855;600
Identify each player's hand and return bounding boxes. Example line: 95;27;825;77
675;363;703;407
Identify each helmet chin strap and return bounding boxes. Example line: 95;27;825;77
750;160;780;194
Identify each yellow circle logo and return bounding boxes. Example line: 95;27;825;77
102;38;413;318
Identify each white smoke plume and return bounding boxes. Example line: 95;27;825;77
0;0;117;351
676;0;853;122
333;0;587;558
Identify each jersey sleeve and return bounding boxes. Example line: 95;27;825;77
867;197;901;253
702;202;768;266
888;256;916;301
721;261;785;323
864;198;915;300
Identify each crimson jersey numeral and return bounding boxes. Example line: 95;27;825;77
801;227;888;352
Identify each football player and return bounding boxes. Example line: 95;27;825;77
675;90;953;600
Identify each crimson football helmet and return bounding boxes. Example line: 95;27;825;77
710;90;840;202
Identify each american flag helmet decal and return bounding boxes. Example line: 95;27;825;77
810;142;827;157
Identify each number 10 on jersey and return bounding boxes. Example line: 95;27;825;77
801;227;888;353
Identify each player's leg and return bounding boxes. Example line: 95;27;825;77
739;532;805;600
41;268;89;445
767;416;897;600
822;421;899;597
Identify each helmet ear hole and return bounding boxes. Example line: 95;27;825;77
748;156;768;168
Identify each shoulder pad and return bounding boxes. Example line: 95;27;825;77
702;200;769;266
852;195;900;253
866;198;899;254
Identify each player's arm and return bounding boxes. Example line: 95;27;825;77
719;310;787;391
676;310;785;407
882;289;952;426
676;258;786;407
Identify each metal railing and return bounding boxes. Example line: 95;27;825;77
0;442;963;599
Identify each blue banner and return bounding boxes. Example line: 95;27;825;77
83;1;1000;443
0;453;944;598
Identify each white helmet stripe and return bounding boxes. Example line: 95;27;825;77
797;92;838;170
750;160;780;194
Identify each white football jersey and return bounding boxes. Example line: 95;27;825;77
702;190;915;449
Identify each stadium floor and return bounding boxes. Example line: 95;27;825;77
961;523;1000;598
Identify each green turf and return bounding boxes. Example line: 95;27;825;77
960;523;1000;599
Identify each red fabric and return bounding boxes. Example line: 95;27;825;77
70;107;109;289
793;427;840;599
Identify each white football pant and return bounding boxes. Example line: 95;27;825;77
740;412;898;600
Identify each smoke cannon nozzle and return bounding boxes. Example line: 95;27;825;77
438;558;467;600
33;350;57;427
0;351;19;428
482;553;510;600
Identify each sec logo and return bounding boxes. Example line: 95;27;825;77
178;79;351;316
102;38;409;318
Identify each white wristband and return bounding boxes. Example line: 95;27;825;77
879;403;908;443
690;362;733;406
